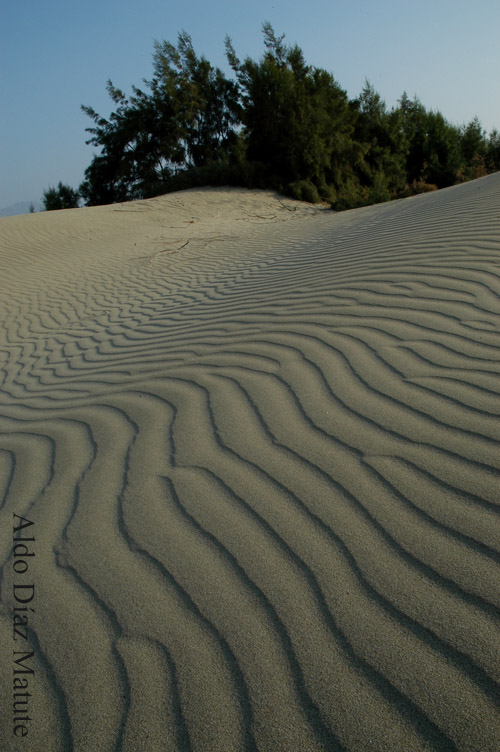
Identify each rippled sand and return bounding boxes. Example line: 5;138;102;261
1;178;499;751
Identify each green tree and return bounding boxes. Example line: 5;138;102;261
225;22;357;199
150;32;240;168
42;182;80;210
397;94;430;183
80;80;183;204
393;95;462;188
80;31;240;205
422;111;462;187
459;116;488;179
353;81;407;197
77;23;499;211
486;128;500;172
460;116;486;163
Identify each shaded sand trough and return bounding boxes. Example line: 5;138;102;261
0;176;499;751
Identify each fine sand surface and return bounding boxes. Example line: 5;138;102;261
0;177;499;752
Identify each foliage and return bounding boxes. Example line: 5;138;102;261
486;129;500;172
353;81;407;194
75;23;500;211
391;95;457;188
396;180;438;199
225;23;356;198
42;182;80;211
80;31;240;205
288;180;321;203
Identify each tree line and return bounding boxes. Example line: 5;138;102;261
43;23;500;211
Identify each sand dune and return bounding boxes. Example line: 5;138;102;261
0;178;499;751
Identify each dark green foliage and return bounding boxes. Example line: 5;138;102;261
486;129;500;172
80;31;240;205
288;180;321;203
333;176;364;211
460;116;487;163
367;172;391;204
395;95;448;187
78;23;499;211
150;32;241;168
420;111;462;187
226;24;356;197
42;182;80;211
456;116;488;180
353;81;407;194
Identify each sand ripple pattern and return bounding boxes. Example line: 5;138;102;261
1;181;499;751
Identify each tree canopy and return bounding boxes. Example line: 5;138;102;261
79;32;240;206
42;182;80;211
69;23;500;210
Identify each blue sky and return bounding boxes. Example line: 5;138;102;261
1;0;499;209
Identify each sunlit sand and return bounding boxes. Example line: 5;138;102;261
1;177;499;751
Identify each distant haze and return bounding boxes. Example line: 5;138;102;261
0;201;43;218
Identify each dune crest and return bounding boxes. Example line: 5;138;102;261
1;179;500;751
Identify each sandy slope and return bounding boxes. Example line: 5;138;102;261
0;179;499;752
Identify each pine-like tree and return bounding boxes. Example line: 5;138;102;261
42;182;80;210
80;32;240;205
225;22;357;199
76;23;498;210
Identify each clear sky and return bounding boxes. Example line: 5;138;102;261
1;0;499;209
